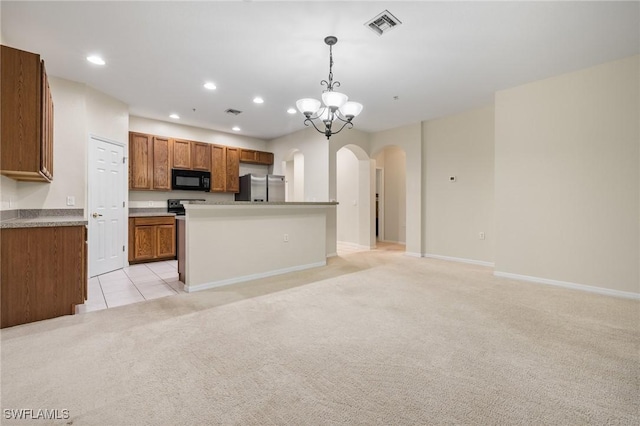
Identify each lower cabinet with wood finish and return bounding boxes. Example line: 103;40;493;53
0;225;87;328
128;216;176;264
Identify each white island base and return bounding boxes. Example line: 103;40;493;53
179;202;337;293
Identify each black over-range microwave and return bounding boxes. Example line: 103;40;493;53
171;169;211;191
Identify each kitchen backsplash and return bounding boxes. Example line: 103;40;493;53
128;191;234;208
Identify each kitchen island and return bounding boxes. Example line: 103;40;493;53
179;202;337;292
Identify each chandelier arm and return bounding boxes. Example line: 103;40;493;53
333;112;351;123
330;120;354;135
303;117;326;134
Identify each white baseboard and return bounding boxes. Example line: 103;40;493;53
404;252;422;258
336;241;372;250
185;261;327;293
494;271;640;300
379;239;405;244
327;252;338;258
423;253;494;267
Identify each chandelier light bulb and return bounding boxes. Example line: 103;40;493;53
296;98;321;115
339;101;363;119
322;91;348;109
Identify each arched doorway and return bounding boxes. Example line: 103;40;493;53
372;146;407;246
336;144;375;250
283;149;304;201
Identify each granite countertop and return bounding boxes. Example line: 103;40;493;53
189;201;339;206
129;212;176;218
0;216;88;229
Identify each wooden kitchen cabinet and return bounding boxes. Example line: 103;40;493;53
1;225;87;328
239;149;258;163
152;136;172;190
239;148;274;165
171;139;211;172
210;144;226;192
129;132;172;191
191;142;211;171
258;151;274;165
129;132;153;190
172;139;192;169
128;216;176;264
210;145;240;193
226;147;240;192
1;45;54;182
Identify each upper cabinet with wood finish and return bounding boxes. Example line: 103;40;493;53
129;133;153;190
129;132;172;191
128;131;273;193
152;136;172;190
210;145;240;193
226;147;240;192
1;45;54;182
191;142;211;171
171;139;211;172
239;149;274;165
210;145;226;192
172;139;192;169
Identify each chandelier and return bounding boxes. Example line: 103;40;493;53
296;36;363;140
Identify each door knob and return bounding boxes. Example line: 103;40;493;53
92;213;103;218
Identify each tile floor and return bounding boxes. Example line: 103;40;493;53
77;260;186;313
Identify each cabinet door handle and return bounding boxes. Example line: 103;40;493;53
92;213;103;218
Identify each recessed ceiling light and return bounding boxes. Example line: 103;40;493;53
204;82;216;90
253;97;264;104
232;126;241;132
86;55;105;65
169;114;180;119
287;108;296;114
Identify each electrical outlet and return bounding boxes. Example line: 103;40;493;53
283;234;289;242
9;197;13;208
66;196;75;206
479;232;485;240
148;201;154;207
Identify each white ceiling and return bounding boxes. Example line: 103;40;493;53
2;1;638;140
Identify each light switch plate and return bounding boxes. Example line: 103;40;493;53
66;196;75;206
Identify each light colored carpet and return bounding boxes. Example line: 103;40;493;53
1;245;638;425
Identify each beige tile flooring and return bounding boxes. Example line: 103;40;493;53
78;242;405;314
77;260;185;313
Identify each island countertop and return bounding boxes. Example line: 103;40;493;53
187;201;338;206
179;201;337;292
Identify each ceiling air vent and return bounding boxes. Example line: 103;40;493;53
365;10;402;36
225;108;243;115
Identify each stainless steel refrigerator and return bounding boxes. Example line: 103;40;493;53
235;174;285;202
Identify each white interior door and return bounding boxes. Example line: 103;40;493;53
88;136;126;277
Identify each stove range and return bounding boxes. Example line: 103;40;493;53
167;199;205;216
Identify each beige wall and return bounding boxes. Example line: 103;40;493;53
16;78;89;210
374;147;407;244
370;123;423;255
129;116;267;151
0;176;17;210
270;127;331;201
495;55;639;295
336;147;360;245
1;78;129;212
423;105;495;264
